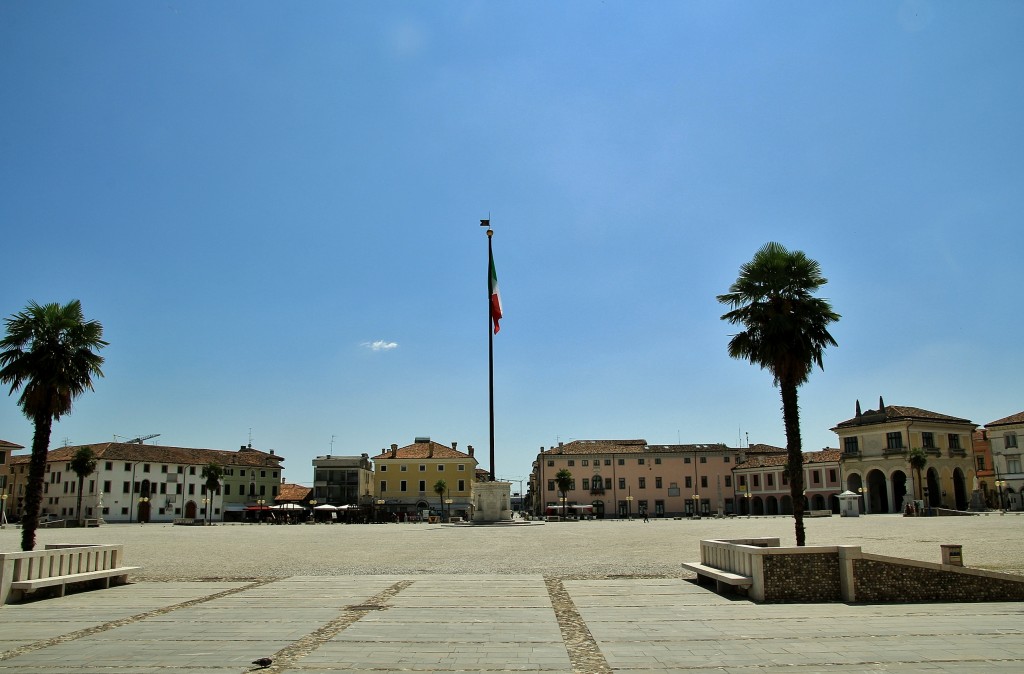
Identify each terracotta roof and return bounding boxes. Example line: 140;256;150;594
372;441;473;461
541;439;785;456
6;442;284;468
736;449;841;470
986;411;1024;427
0;439;24;450
276;482;311;502
833;404;973;429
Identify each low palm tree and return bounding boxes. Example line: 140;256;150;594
554;469;573;517
908;447;928;502
70;445;97;525
0;300;107;551
201;462;223;525
433;479;447;520
718;243;839;546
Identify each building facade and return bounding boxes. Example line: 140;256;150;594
733;449;842;515
532;439;787;518
832;398;977;513
0;439;23;523
312;454;373;506
371;438;477;521
985;411;1024;511
5;442;284;523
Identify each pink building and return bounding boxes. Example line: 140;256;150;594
531;439;785;518
732;449;842;515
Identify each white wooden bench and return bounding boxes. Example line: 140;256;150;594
681;561;753;593
0;544;140;604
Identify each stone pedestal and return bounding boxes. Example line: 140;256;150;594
472;481;512;523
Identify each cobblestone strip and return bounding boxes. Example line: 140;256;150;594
0;578;281;662
261;579;414;674
544;576;612;674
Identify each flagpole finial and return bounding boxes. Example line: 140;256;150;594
480;219;493;237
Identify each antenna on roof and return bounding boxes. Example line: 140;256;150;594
127;434;160;444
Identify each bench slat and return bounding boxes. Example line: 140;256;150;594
10;567;141;591
681;562;752;586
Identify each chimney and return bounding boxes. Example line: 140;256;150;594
451;441;457;452
391;443;398;458
879;396;885;412
468;445;474;458
428;443;434;458
855;400;862;417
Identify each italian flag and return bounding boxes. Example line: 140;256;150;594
489;250;503;334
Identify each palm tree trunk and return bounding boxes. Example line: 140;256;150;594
21;413;53;551
76;477;84;525
780;382;806;546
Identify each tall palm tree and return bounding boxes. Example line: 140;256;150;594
908;447;928;502
554;469;573;517
201;462;223;525
0;300;107;551
70;445;97;525
433;479;447;521
718;243;839;546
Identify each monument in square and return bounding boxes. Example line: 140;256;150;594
472;480;513;523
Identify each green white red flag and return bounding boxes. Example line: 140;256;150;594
489;250;502;334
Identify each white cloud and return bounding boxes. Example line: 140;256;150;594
363;340;398;352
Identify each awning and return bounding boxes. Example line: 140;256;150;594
313;504;337;511
270;503;305;510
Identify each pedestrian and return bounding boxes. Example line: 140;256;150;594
642;506;649;523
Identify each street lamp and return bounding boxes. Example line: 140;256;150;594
995;480;1006;512
693;493;701;518
375;498;385;523
309;499;318;523
1;493;7;529
745;490;751;518
625;495;634;520
137;496;149;523
444;498;453;522
857;486;868;514
256;498;266;523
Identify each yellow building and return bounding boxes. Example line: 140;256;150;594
832;397;977;512
371;438;477;521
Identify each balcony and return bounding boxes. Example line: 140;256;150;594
948;448;967;458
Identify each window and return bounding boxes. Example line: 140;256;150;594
604;477;612;489
617;458;624;466
380;465;387;472
638;458;645;465
582;478;590;490
700;476;708;488
1007;456;1021;473
105;462;113;471
1007;433;1019;449
654;458;661;464
122;481;130;493
161;465;168;473
548;480;555;491
886;432;903;450
685;476;692;488
259;484;266;496
725;476;732;488
753;475;760;487
618;478;626;489
976;456;985;470
655;477;663;489
684;457;691;464
948;434;961;450
723;456;730;463
739;475;746;486
124;463;131;471
261;470;267;478
418;480;425;492
103;480;111;492
922;432;935;448
638;477;646;489
844;437;859;454
380;480;387;492
438;465;445;471
567;460;574;466
458;479;465;491
419;465;426;472
400;481;408;492
188;484;195;495
767;474;774;487
700;456;707;463
189;466;196;475
224;484;231;495
581;460;588;466
604;459;611;466
458;464;465;471
547;460;554;467
401;465;408;472
829;469;837;482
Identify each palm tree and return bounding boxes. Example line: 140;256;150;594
718;243;839;546
554;468;573;517
908;447;928;502
201;462;223;525
70;445;97;525
433;479;447;521
0;300;107;551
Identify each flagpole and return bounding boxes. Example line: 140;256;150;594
486;226;496;482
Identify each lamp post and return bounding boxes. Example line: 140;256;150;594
202;497;209;525
1;493;7;528
626;495;634;520
995;480;1006;512
97;491;104;525
256;498;265;524
375;498;385;523
309;499;317;523
857;486;867;514
138;496;149;523
693;493;701;518
745;490;751;518
444;498;453;522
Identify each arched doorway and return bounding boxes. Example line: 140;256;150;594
780;494;793;515
925;468;941;507
866;469;889;513
812;494;826;510
752;497;765;515
137;500;151;523
591;500;605;519
185;501;197;519
952;468;968;510
829;493;840;513
765;496;779;515
891;470;908;512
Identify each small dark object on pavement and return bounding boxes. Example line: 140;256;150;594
252;657;273;668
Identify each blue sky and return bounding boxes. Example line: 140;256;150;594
2;1;1022;491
